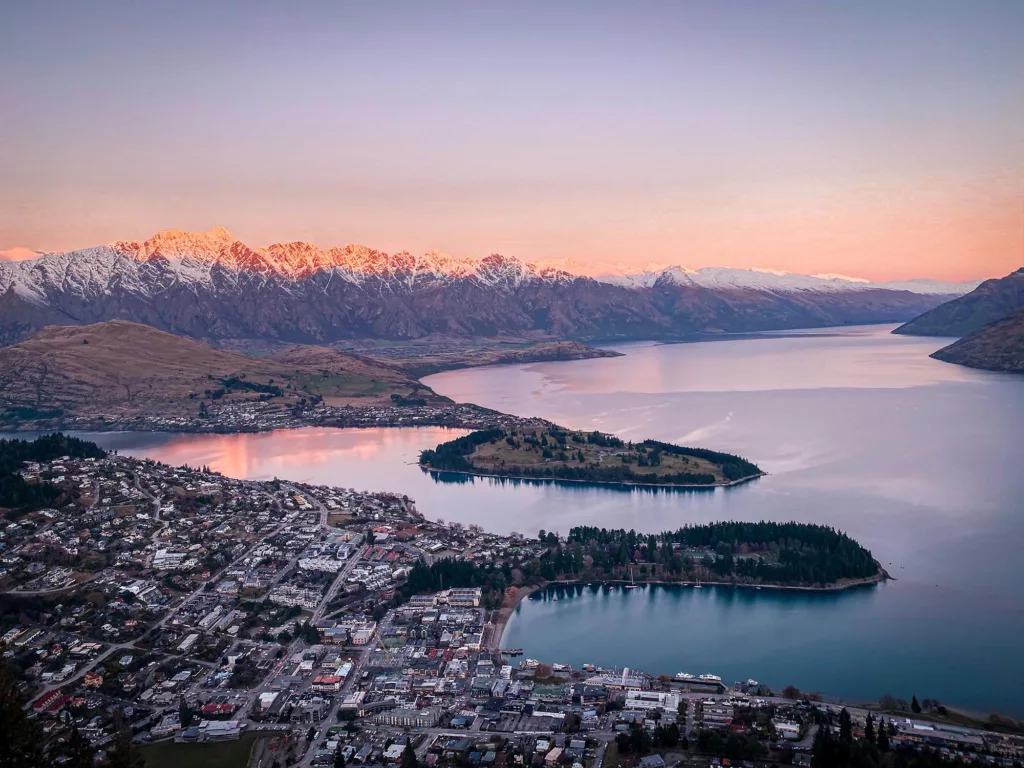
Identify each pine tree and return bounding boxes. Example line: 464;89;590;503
864;712;875;743
401;743;418;768
334;746;348;768
0;660;49;768
911;694;921;713
839;707;853;744
106;709;145;768
179;697;194;728
877;724;890;752
62;725;97;768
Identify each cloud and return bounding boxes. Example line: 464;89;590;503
0;247;39;262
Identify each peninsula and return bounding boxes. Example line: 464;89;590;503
561;523;887;589
419;425;763;486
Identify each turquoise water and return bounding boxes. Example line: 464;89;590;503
32;325;1024;714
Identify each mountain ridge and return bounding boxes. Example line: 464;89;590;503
0;227;981;346
6;226;980;293
893;267;1024;338
931;307;1024;373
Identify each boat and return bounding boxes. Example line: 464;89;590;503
674;672;695;681
698;673;722;683
694;577;702;589
624;568;638;589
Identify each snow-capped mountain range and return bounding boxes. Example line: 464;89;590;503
0;227;979;345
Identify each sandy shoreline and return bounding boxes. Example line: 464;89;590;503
487;584;542;653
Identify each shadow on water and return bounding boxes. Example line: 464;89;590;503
423;468;750;495
529;582;878;607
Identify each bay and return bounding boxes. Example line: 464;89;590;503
18;325;1023;714
423;326;1024;715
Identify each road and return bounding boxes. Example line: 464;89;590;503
293;612;388;768
135;473;170;567
245;536;371;756
311;545;368;624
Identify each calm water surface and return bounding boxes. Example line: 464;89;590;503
42;326;1024;714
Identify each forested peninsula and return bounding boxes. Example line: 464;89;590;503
562;523;886;588
395;521;885;607
419;426;763;487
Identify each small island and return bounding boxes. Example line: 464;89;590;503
419;425;763;487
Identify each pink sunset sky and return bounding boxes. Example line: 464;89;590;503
2;2;1022;283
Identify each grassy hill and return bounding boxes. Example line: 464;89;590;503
0;320;448;421
264;344;447;405
931;307;1024;373
420;425;762;486
350;339;623;377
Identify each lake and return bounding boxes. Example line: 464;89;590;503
37;325;1024;715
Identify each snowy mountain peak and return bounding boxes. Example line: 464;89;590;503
1;228;982;299
144;226;237;257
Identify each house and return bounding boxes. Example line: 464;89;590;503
384;744;406;762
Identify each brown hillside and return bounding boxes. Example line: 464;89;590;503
931;307;1024;373
265;344;449;405
0;321;447;418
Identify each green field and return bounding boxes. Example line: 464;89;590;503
139;733;263;768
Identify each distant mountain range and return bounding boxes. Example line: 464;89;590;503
892;267;1024;374
0;227;980;346
893;267;1024;338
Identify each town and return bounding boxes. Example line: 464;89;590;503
1;446;1022;768
0;398;537;436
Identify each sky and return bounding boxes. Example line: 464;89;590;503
1;1;1022;282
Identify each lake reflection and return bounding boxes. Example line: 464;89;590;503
27;325;1024;714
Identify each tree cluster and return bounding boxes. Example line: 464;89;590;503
0;433;106;510
398;559;511;609
563;522;878;586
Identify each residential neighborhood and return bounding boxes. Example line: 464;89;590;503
2;450;1021;768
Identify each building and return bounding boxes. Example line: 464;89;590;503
445;588;482;607
374;707;442;728
625;690;680;712
700;702;734;730
153;549;187;570
585;668;646;691
267;585;322;610
197;720;244;741
311;675;342;693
